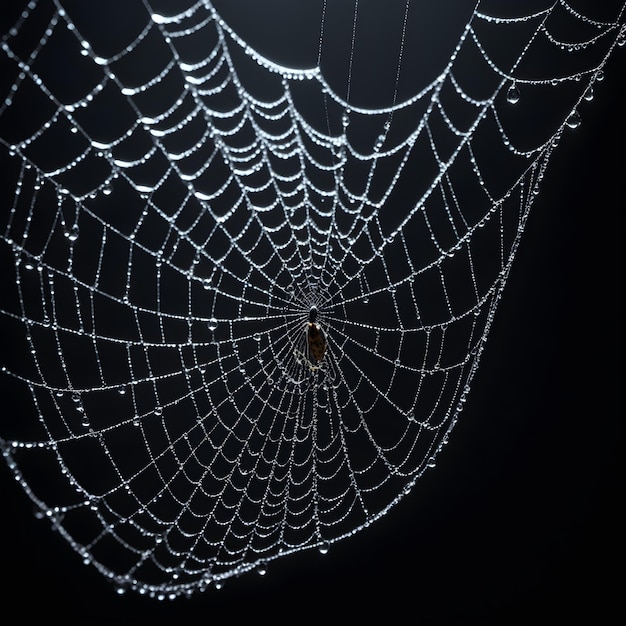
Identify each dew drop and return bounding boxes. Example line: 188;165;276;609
207;317;218;331
318;541;330;555
65;225;79;242
506;83;520;105
565;109;581;129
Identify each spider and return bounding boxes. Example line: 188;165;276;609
295;307;327;371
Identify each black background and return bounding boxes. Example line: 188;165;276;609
1;17;624;626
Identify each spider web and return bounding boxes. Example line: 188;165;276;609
0;0;624;598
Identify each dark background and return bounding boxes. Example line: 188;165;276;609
0;15;624;626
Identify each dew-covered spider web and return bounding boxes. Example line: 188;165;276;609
1;0;624;598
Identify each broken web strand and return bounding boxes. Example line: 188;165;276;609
0;0;624;598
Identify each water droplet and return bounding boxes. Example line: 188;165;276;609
207;317;218;331
253;333;261;342
118;386;126;395
65;225;79;242
102;184;113;196
318;541;330;555
565;110;581;129
506;83;520;105
256;562;267;576
583;85;594;101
